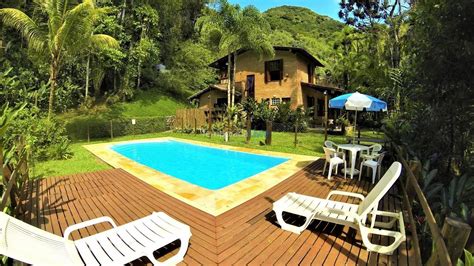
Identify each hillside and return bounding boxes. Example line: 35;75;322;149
264;6;344;66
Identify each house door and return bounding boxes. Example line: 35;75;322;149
246;75;255;99
307;96;315;116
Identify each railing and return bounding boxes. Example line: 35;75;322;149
393;144;452;265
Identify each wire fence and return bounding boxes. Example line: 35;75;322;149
65;116;174;141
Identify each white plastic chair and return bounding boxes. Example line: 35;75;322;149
324;140;338;150
0;212;191;266
359;151;386;184
360;144;382;161
273;162;405;255
322;147;347;180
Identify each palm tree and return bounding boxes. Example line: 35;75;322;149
0;0;118;118
85;34;120;100
197;0;274;107
241;97;257;143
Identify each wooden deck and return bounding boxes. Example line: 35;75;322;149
17;160;414;265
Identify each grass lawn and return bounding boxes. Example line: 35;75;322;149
33;130;384;178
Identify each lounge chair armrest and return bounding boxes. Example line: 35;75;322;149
358;211;406;255
327;191;365;201
64;216;117;240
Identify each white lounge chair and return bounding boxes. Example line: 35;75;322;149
273;162;405;255
0;211;191;265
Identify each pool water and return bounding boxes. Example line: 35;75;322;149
111;140;289;190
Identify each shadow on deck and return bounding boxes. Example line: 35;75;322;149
17;159;415;265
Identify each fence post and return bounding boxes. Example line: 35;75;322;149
208;109;212;138
110;120;114;139
194;113;197;134
427;217;472;265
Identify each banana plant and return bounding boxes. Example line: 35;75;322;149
0;103;26;203
223;105;241;141
255;101;277;145
458;249;474;266
241;98;257;143
421;158;474;224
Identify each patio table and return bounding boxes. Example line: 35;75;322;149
337;144;370;180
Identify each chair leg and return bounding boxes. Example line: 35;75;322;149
335;163;338;174
274;208;310;234
150;232;191;265
371;166;376;184
328;163;333;180
343;161;347;179
359;162;363;181
322;162;327;175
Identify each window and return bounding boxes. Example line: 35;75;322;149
307;64;314;83
216;98;227;108
271;98;281;106
265;59;283;82
282;97;291;104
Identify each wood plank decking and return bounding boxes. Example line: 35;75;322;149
17;159;414;265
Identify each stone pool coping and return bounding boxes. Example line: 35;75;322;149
84;137;318;216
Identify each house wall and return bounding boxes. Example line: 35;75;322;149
302;86;325;116
197;90;228;109
234;50;303;108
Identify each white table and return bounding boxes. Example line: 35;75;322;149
337;144;370;179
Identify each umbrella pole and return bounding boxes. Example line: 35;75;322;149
353;110;357;144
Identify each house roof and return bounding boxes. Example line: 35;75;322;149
188;84;241;100
301;82;345;94
209;46;324;69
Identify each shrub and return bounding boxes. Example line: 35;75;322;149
6;108;71;161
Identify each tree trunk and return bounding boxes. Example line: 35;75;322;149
226;53;231;108
121;0;126;24
137;58;142;90
246;115;251;143
265;120;272;145
48;60;58;119
231;51;237;107
113;68;117;92
85;53;90;100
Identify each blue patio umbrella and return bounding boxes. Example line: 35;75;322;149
329;92;387;142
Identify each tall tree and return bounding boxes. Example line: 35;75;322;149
84;34;120;100
197;0;274;107
0;0;117;118
406;0;473;173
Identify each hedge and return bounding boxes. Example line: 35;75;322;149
64;116;172;141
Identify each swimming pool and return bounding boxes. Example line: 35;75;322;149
111;140;289;190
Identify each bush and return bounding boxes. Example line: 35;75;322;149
6;108;71;161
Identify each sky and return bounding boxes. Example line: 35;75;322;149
228;0;341;20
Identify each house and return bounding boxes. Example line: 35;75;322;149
188;46;343;122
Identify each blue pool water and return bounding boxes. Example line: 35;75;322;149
111;140;289;190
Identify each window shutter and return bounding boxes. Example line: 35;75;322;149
279;59;284;80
